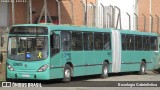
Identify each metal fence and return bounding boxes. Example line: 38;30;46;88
80;2;160;34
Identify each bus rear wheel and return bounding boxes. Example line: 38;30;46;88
62;64;72;83
139;61;146;75
101;62;109;78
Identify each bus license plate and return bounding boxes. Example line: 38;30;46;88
22;74;30;77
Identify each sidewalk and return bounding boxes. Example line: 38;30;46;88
0;27;8;81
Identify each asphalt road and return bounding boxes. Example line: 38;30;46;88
41;70;160;87
1;70;160;90
3;70;159;87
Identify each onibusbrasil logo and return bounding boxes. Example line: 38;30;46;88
2;82;42;87
0;0;27;3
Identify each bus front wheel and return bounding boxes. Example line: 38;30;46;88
101;62;109;78
139;61;146;75
63;64;72;82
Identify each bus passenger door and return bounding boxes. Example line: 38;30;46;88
50;31;61;78
112;30;121;72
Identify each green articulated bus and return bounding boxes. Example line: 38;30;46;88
6;24;159;82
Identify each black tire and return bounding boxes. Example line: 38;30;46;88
101;62;109;78
139;61;146;75
62;64;72;83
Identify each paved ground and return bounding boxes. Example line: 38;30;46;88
86;71;160;81
40;71;160;87
1;71;160;90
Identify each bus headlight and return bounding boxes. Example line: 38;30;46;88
37;64;49;72
7;64;14;71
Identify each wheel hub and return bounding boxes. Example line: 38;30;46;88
142;65;145;73
104;66;108;75
65;69;70;78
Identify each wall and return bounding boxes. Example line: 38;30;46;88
151;0;160;33
138;0;160;33
32;0;58;24
7;0;97;26
0;2;9;27
9;2;27;25
138;0;150;32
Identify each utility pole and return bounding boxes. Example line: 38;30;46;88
29;0;32;24
85;0;88;26
12;1;15;25
56;0;61;24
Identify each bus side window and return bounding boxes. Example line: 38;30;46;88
104;33;111;50
143;36;150;50
50;33;60;56
72;32;82;51
121;34;126;50
61;31;71;51
135;35;142;50
83;32;93;50
151;37;158;51
94;33;103;50
126;35;135;50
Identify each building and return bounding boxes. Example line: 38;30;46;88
138;0;160;33
0;0;96;27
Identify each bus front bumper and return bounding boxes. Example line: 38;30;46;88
7;70;50;80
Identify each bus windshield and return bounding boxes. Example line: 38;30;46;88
8;36;48;61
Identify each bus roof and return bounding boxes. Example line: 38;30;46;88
118;29;158;36
12;24;112;32
12;24;158;36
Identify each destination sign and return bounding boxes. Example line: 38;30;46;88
10;26;48;35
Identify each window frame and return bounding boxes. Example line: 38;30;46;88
126;35;135;50
150;36;158;51
71;31;83;51
94;32;104;50
142;36;151;51
135;35;143;50
104;33;111;50
61;31;71;51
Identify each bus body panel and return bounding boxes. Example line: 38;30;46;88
6;24;159;81
121;51;154;72
6;59;50;80
83;51;95;75
119;30;159;72
50;53;64;79
72;51;85;76
150;51;159;69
